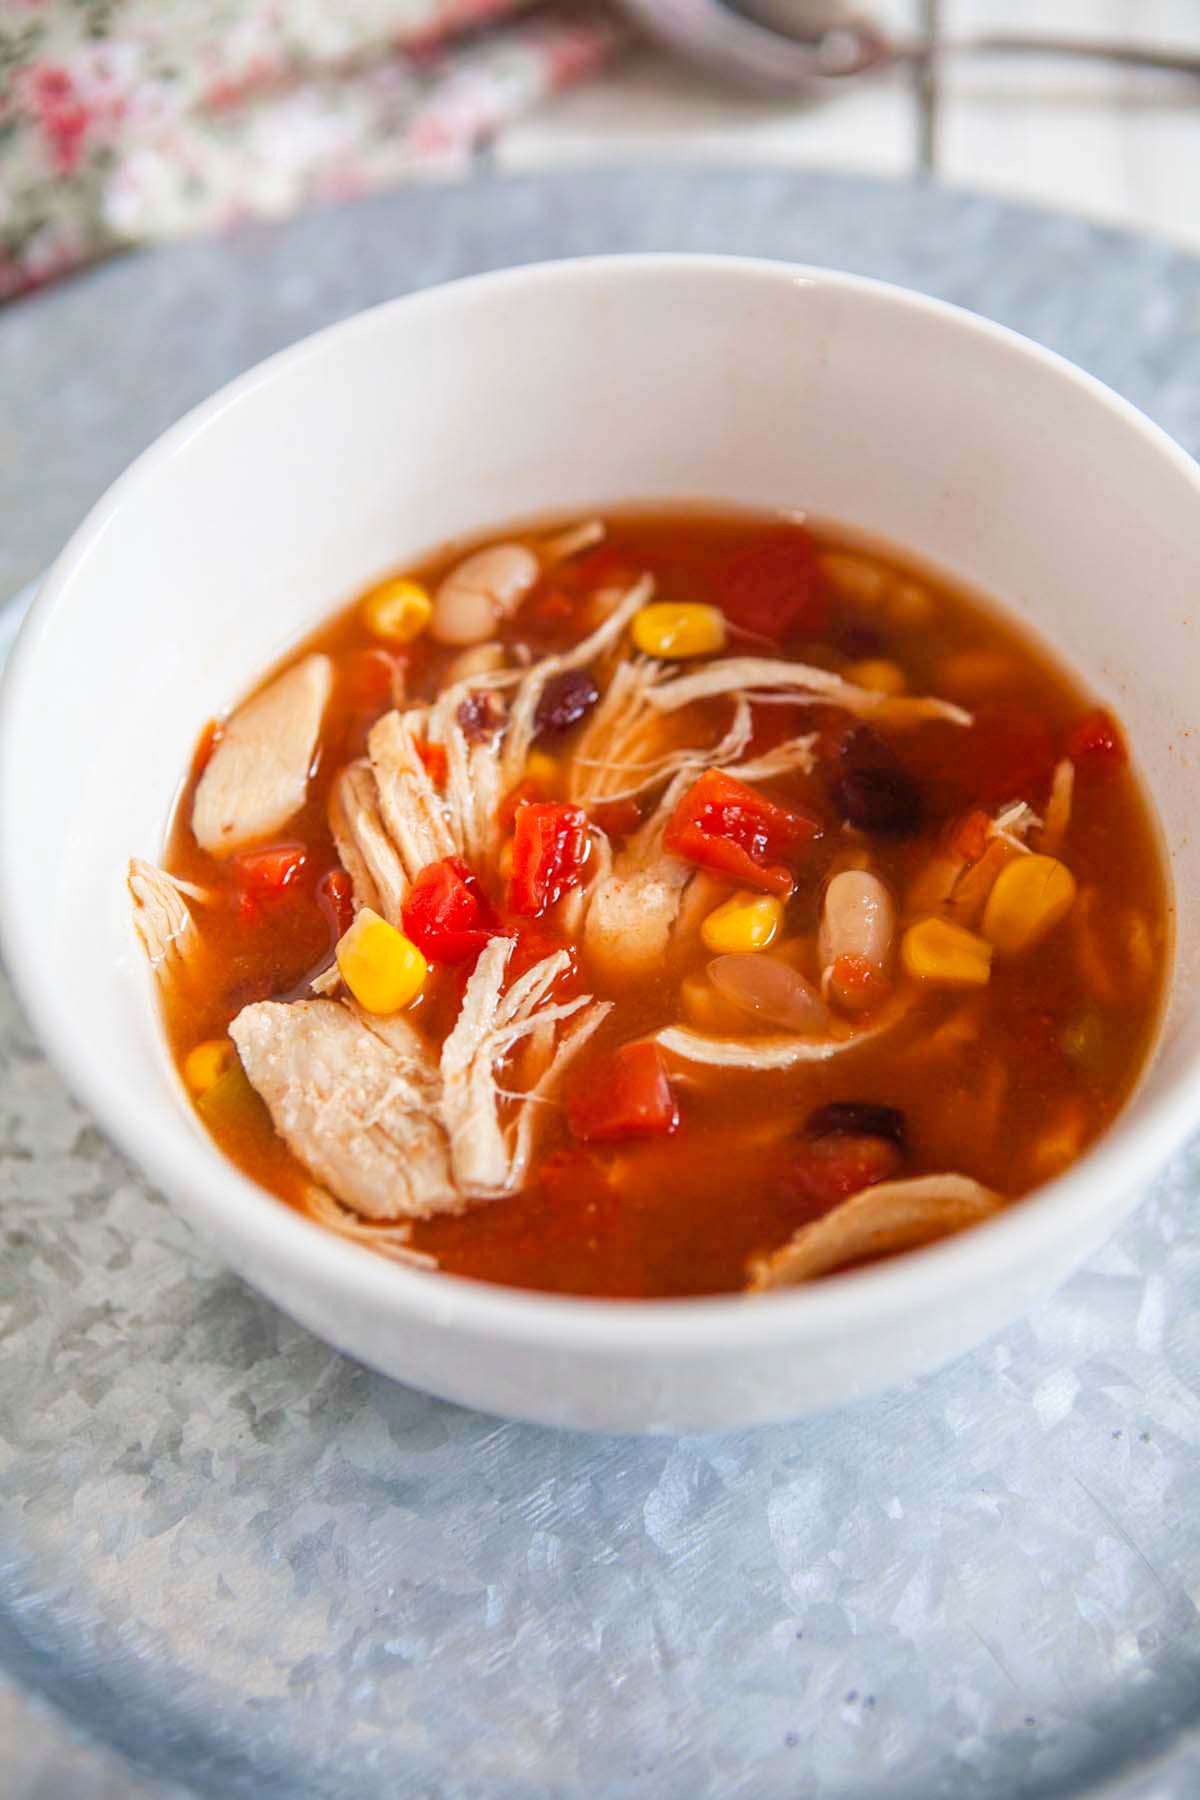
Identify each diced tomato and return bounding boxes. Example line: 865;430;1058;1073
416;739;448;787
949;808;991;864
508;802;591;917
780;1132;900;1213
959;708;1058;807
568;1042;680;1143
592;795;643;839
318;867;355;939
231;843;309;925
1068;707;1126;776
830;953;888;1009
663;769;819;896
718;528;829;644
402;857;500;963
233;844;308;893
498;777;543;830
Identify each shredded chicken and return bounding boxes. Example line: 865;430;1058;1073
328;760;410;923
427;699;505;869
541;518;606;565
579;731;820;980
990;800;1042;852
501;577;653;787
747;1175;1003;1288
127;858;198;974
655;986;917;1069
368;709;458;874
192;653;332;856
440;939;610;1195
230;998;457;1220
230;944;609;1221
644;656;972;730
1040;759;1074;856
301;1187;438;1268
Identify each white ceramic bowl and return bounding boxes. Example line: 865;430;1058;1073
2;256;1198;1434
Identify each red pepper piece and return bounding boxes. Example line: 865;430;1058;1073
508;801;590;917
416;739;448;787
402;856;501;963
568;1042;680;1143
780;1133;900;1213
318;868;356;940
1067;707;1126;776
663;769;819;896
718;528;829;643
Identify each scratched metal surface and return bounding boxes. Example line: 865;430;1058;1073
3;170;1200;1799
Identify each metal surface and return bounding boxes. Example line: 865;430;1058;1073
3;169;1200;1799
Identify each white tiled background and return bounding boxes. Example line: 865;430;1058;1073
500;1;1200;248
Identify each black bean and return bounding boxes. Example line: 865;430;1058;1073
806;1102;906;1147
457;689;505;743
831;764;921;837
534;669;600;739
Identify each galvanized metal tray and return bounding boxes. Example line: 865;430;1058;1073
4;169;1200;1800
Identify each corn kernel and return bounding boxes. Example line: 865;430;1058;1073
362;577;433;645
700;890;784;955
901;916;993;988
184;1038;235;1095
982;854;1077;955
846;657;907;696
336;908;427;1013
525;750;559;791
632;602;726;660
888;579;935;626
818;551;888;607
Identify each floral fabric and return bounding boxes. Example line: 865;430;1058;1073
0;0;622;299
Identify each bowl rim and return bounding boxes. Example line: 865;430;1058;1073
2;250;1197;1357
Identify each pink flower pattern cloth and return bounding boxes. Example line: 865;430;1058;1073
0;0;623;299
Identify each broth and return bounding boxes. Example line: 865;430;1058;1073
142;508;1169;1298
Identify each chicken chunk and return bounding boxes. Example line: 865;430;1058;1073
230;998;458;1220
193;654;332;857
584;861;692;981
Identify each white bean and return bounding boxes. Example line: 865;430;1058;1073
708;955;832;1035
819;870;895;1012
432;544;539;646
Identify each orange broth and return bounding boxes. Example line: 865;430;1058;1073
161;509;1169;1298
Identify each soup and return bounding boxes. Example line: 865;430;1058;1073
130;509;1168;1298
